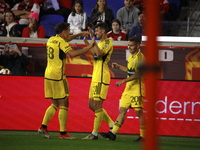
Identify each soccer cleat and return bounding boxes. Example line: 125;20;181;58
58;133;76;139
82;134;98;140
133;136;144;142
100;131;116;141
38;126;51;139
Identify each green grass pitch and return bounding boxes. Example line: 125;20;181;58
0;130;199;150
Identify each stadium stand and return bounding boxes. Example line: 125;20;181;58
39;14;64;38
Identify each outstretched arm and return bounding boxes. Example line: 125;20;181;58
115;72;141;86
66;31;89;42
112;62;127;72
67;36;95;57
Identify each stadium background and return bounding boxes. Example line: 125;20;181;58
0;36;199;137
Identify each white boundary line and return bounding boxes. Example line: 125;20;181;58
127;116;200;122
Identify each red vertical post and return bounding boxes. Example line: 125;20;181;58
143;0;160;150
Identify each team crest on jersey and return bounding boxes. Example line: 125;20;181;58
132;61;134;65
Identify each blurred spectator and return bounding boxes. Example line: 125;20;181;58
89;0;114;31
22;11;45;38
133;0;145;11
0;0;10;24
128;11;145;40
39;0;60;16
0;43;30;75
117;0;140;35
107;19;127;41
67;0;87;35
11;0;40;25
160;0;170;20
4;0;21;9
57;0;72;21
0;10;23;37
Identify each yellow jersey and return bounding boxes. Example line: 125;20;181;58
92;38;113;84
45;35;72;80
123;51;145;97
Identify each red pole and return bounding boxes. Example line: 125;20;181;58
143;0;160;150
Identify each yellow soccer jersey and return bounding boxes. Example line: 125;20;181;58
45;35;72;80
123;51;145;97
92;38;113;84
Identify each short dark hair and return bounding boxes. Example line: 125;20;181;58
55;22;70;34
128;36;141;44
95;22;109;33
111;19;121;27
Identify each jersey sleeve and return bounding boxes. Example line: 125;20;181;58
59;40;72;54
99;38;113;54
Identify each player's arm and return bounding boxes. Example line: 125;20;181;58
92;41;105;56
66;31;90;42
115;72;141;86
83;36;95;55
112;62;127;72
67;37;95;57
83;37;104;56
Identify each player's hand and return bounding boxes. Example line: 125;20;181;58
88;27;94;38
88;36;95;48
115;80;125;86
84;37;89;46
79;31;90;37
112;62;119;69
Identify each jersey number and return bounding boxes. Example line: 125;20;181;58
47;47;54;59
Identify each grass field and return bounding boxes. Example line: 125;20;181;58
0;130;200;150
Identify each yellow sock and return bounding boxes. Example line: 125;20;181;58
102;109;114;126
92;108;103;133
140;125;145;137
42;104;57;126
59;106;68;132
112;122;121;134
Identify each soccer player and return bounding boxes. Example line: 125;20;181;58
100;36;145;142
82;22;114;140
38;22;95;139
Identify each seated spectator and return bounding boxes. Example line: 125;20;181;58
0;10;23;37
89;0;114;31
117;0;140;35
160;0;170;20
11;0;40;25
128;11;145;40
39;0;60;16
4;0;21;9
0;43;30;75
57;0;72;22
133;0;145;11
107;19;127;41
67;0;87;35
0;0;10;24
22;11;45;38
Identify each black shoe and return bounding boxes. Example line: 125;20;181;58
100;131;116;141
133;136;144;142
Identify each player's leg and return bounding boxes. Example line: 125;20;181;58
83;82;107;140
100;94;130;141
98;83;114;128
100;107;128;141
82;98;102;140
132;96;145;142
102;108;114;129
57;78;75;139
133;108;145;142
38;79;58;138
